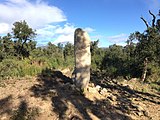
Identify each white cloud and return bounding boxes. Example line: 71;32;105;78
0;23;10;34
54;34;74;44
55;23;75;35
53;24;75;44
36;23;75;45
36;24;96;46
0;0;66;34
52;26;96;45
0;0;96;46
107;33;128;45
7;0;28;4
36;25;57;38
84;27;95;33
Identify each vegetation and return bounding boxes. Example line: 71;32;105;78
0;11;160;88
0;20;74;79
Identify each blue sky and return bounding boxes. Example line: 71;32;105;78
0;0;160;47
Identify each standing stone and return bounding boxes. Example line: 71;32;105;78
72;28;91;90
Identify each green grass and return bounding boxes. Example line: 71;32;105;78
0;57;74;80
150;82;160;92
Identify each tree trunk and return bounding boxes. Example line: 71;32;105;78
141;58;148;82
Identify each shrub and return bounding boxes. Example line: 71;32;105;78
0;59;44;80
0;59;20;79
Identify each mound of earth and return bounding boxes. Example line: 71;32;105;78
0;69;160;120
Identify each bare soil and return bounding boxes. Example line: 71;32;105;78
0;69;160;120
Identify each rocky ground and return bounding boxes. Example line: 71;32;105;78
0;69;160;120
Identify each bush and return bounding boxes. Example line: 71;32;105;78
0;54;75;80
0;59;44;80
150;82;160;92
0;59;20;79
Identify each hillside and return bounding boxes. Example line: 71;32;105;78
0;69;159;120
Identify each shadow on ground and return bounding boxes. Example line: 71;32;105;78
91;71;160;119
31;68;132;120
91;71;160;105
11;100;28;120
0;95;40;120
0;95;13;116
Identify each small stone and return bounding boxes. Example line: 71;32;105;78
132;98;139;101
38;107;45;114
107;95;116;101
90;83;95;87
130;78;137;81
136;111;143;116
134;105;144;112
49;89;56;93
1;116;7;120
95;85;101;91
102;88;107;92
87;87;98;93
70;84;76;90
99;88;108;96
92;101;96;105
143;111;148;116
112;79;118;84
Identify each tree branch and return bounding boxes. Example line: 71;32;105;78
140;17;149;28
149;10;156;27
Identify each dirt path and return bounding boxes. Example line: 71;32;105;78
0;70;160;120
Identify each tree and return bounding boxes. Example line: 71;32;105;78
124;33;138;78
0;33;15;60
90;40;105;70
101;44;128;78
46;42;59;56
63;42;74;61
57;43;64;60
12;20;36;59
135;10;160;82
57;43;63;50
90;40;99;56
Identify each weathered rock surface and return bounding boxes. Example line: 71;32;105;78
72;28;91;90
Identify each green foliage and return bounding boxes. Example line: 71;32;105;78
0;16;159;86
101;44;128;77
12;20;36;59
150;82;160;92
12;20;36;41
134;20;160;82
90;40;105;71
147;62;160;82
0;59;20;79
0;59;43;80
63;42;74;61
91;40;99;56
0;33;15;60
